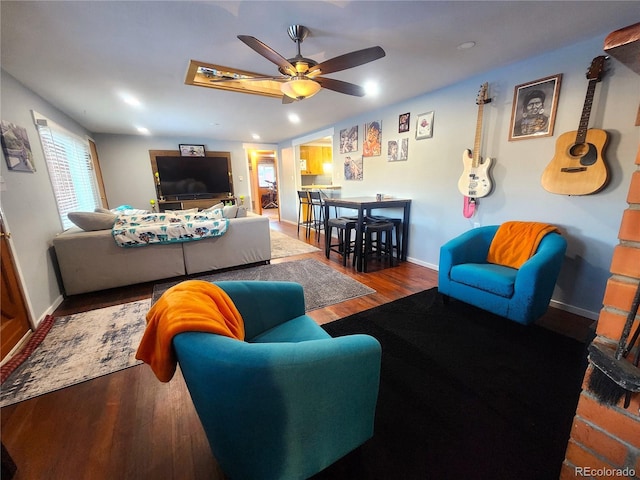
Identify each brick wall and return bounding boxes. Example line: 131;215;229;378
561;147;640;480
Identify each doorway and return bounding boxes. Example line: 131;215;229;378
1;216;32;361
247;149;279;221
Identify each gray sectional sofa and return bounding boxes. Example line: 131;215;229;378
53;213;271;295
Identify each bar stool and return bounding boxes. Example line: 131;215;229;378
358;221;395;273
297;191;312;238
308;191;325;242
368;215;402;262
326;217;357;266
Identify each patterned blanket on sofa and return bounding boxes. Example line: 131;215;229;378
112;210;229;247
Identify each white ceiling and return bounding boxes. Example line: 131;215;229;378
1;1;638;144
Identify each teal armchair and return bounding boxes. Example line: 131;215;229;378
438;225;567;325
173;281;381;480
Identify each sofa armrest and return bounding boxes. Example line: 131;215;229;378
216;281;307;339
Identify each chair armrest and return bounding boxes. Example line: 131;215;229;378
440;225;498;268
215;281;306;340
174;332;381;479
512;233;567;321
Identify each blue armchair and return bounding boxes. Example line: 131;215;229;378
173;281;381;480
438;225;567;325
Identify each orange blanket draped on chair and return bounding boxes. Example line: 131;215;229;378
487;221;559;269
136;280;245;382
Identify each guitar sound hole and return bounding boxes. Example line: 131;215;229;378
569;142;597;166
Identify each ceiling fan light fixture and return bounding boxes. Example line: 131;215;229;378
280;77;321;100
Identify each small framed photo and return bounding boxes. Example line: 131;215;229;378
398;112;410;133
415;111;434;140
179;144;206;156
509;74;562;141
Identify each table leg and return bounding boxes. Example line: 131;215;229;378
355;207;365;272
323;203;330;258
401;203;410;261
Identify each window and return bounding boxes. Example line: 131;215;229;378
257;163;276;188
33;112;100;230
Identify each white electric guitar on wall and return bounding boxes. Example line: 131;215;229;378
458;82;494;198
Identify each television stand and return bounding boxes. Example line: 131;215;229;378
158;197;236;211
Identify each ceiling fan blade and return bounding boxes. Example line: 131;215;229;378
308;46;385;75
315;77;365;96
238;35;296;76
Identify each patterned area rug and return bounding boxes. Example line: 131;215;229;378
270;229;321;258
153;258;375;312
0;300;150;407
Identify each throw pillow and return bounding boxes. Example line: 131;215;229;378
236;206;247;217
68;211;117;231
223;205;239;218
203;202;224;212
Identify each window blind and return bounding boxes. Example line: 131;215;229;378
34;113;100;230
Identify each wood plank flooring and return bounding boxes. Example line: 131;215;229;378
0;220;593;480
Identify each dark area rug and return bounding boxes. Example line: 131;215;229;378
315;288;588;480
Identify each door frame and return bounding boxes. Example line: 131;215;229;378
0;211;34;362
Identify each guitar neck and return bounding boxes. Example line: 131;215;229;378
473;102;484;168
576;79;598;144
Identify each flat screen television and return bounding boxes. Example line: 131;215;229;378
156;155;233;199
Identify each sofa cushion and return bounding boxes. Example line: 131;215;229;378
250;315;331;343
450;263;517;298
68;211;117;231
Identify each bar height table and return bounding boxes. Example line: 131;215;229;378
323;196;411;272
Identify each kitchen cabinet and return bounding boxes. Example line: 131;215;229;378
300;146;331;175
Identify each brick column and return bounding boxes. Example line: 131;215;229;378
561;147;640;479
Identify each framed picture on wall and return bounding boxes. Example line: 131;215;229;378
398;112;410;133
415;111;434;140
339;125;358;154
179;144;206;156
1;121;36;172
363;121;382;157
508;74;561;141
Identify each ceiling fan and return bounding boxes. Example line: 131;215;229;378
210;25;385;103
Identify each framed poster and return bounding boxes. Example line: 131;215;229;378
509;74;561;141
415;111;434;140
339;125;358;154
363;121;381;157
398;112;410;133
1;121;35;172
179;144;206;156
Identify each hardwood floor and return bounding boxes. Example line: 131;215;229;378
0;220;593;480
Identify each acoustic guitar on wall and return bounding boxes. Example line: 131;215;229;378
541;56;609;195
458;82;494;198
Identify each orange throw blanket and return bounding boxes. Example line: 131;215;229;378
136;280;245;382
487;221;559;269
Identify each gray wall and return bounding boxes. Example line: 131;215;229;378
277;35;639;318
1;33;638;327
0;71;94;325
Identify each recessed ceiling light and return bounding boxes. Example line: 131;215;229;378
457;41;476;50
364;81;380;97
288;113;300;124
252;133;261;140
136;126;150;135
119;92;142;107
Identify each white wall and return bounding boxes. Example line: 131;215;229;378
0;70;94;326
277;35;640;318
91;134;255;210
